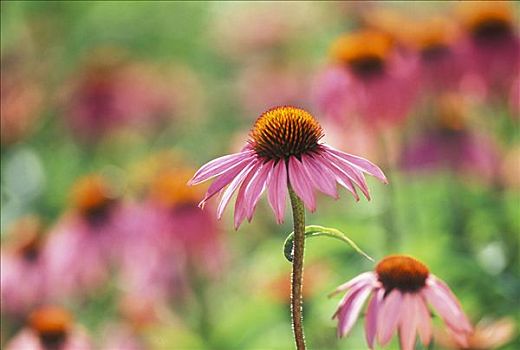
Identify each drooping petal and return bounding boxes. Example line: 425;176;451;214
267;160;287;224
199;157;255;208
244;160;274;221
189;150;255;185
314;152;360;201
323;151;371;199
333;279;370;319
301;154;338;198
377;290;403;346
365;288;384;349
329;272;376;297
422;276;472;333
216;162;257;219
399;294;418;350
234;161;263;229
416;295;432;347
288;156;316;212
323;145;388;183
336;284;373;337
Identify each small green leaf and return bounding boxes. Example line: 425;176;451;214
283;225;373;263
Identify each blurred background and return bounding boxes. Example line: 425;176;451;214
1;1;519;349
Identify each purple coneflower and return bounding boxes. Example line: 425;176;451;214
314;30;418;127
5;306;92;350
458;1;520;97
331;255;472;350
1;216;49;315
189;106;387;229
401;93;499;183
44;175;123;298
410;17;469;94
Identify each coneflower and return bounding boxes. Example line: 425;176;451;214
314;30;418;127
189;106;386;349
331;255;472;350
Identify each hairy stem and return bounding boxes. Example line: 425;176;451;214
288;186;306;350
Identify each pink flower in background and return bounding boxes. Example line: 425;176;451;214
100;323;147;350
1;216;49;315
401;94;499;183
44;175;123;298
1;54;44;146
148;167;226;276
5;306;92;350
61;49;178;142
314;31;418;127
189;106;387;229
115;202;188;304
434;317;517;350
331;255;472;350
457;2;520;97
116;155;225;305
410;17;470;94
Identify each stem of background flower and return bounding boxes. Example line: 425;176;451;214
377;133;400;251
288;185;306;350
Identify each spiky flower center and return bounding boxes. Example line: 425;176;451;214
376;255;429;293
331;31;392;78
29;307;72;349
249;106;324;161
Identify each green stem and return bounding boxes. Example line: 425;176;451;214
288;186;306;350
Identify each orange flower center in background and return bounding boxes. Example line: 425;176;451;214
149;168;202;208
459;2;513;41
72;175;115;223
376;255;430;293
29;306;72;349
8;215;44;262
16;235;42;262
249;106;324;161
437;93;468;132
411;18;459;61
331;31;393;77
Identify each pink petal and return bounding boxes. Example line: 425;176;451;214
448;328;470;348
234;161;262;229
336;284;373;337
288;156;316;212
430;276;472;332
323;151;371;200
365;288;384;349
330;272;376;296
422;276;472;333
324;145;388;183
333;280;371;319
199;157;254;208
315;153;360;201
244;160;274;221
267;160;287;224
399;294;418;350
216;162;257;219
377;290;403;346
416;295;432;346
189;150;255;185
301;154;338;198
